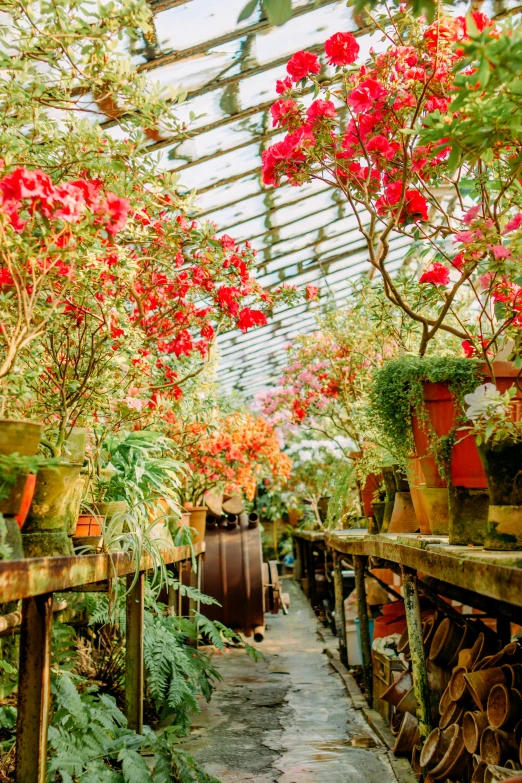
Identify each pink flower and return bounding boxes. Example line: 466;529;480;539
306;100;336;123
463;204;482;224
324;32;359;66
286;51;321;82
454;230;475;244
425;96;449;113
491;245;511;259
306;284;319;301
505;214;522;233
419;262;450;285
276;76;293;94
101;193;129;235
451;253;465;270
347;78;387;113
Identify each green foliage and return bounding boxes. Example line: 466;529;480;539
46;672;220;782
326;460;359;529
238;0;292;26
370;356;482;472
421;18;522;169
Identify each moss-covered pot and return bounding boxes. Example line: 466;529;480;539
22;463;82;556
478;439;522;550
371;500;386;531
381;465;397;532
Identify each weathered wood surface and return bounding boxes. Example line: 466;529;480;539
0;542;205;603
292;529;326;543
326;531;522;608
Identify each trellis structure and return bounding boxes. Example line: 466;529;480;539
123;0;520;395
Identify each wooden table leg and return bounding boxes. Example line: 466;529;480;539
402;566;431;744
305;541;316;606
333;551;348;667
15;594;53;783
125;572;144;733
294;538;303;581
353;555;372;705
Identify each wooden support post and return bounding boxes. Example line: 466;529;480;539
402;567;431;744
177;562;183;616
333;551;348;667
15;594;53;783
125;572;144;733
167;564;177;617
294;538;303;581
187;559;199;648
305;540;316;605
353;555;372;705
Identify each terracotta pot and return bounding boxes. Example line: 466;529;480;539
429;618;465;668
480;727;519;765
478;438;522;550
463;711;489;754
371;501;386;531
472;759;489;783
0;419;43;541
439;699;465;730
470;632;500;671
420;486;449;535
439;684;452;716
505;760;522;771
393;712;420;756
0;472;37;528
503;665;522;690
360;471;382;518
420;728;453;770
465;668;507;711
397;687;417;717
381;466;397;532
459;648;474;669
382;669;413;707
23;463;82;556
411;381;486;489
449;666;471;704
411;745;422;780
0;419;43;456
408;456;431;534
185;505;207;545
388;491;419;534
448;483;490;546
390;710;403;735
75;514;102;537
488;684;522;730
430;724;471;781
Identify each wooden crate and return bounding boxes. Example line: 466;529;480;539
373;650;405;723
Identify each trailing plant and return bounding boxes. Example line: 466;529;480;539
370;355;482;472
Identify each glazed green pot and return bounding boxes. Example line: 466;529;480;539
22;463;82;556
478;439;522;550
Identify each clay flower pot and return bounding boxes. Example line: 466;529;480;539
408;456;431;534
397;687;417;717
420;728;453;770
480;726;519;765
502;664;522;690
478;436;522;550
382;669;413;707
23;463;82;556
463;711;489;754
388;490;419;534
411;745;422;779
470;632;499;671
449;666;471;704
359;471;382;518
439;700;465;730
429;618;465;668
472;759;488;783
430;724;471;781
371;500;386;530
420;486;450;535
184;505;207;545
439;684;452;716
75;514;102;537
381;465;397;532
488;684;522;729
390;711;403;736
465;668;507;711
393;712;419;756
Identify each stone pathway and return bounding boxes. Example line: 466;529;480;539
184;579;401;783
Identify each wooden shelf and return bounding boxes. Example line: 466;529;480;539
326;531;522;608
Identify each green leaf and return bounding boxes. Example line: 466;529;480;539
262;0;292;26
237;0;258;23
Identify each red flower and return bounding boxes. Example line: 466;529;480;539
366;135;397;161
0;167;54;203
419;263;450;285
0;268;14;287
271;98;299;128
347;78;387;113
376;182;428;222
306;284;319;301
324;32;359;66
462;340;475;358
201;323;214;340
286;50;321;82
219;234;236;249
405;190;429;222
276;76;293;94
306;100;336;122
101;192;129;235
237;308;267;332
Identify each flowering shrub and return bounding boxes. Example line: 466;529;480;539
179;412;292;505
262;9;522;365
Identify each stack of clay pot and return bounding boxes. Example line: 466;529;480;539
419;619;522;783
382;609;522;783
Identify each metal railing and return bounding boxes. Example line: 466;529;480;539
0;543;205;783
